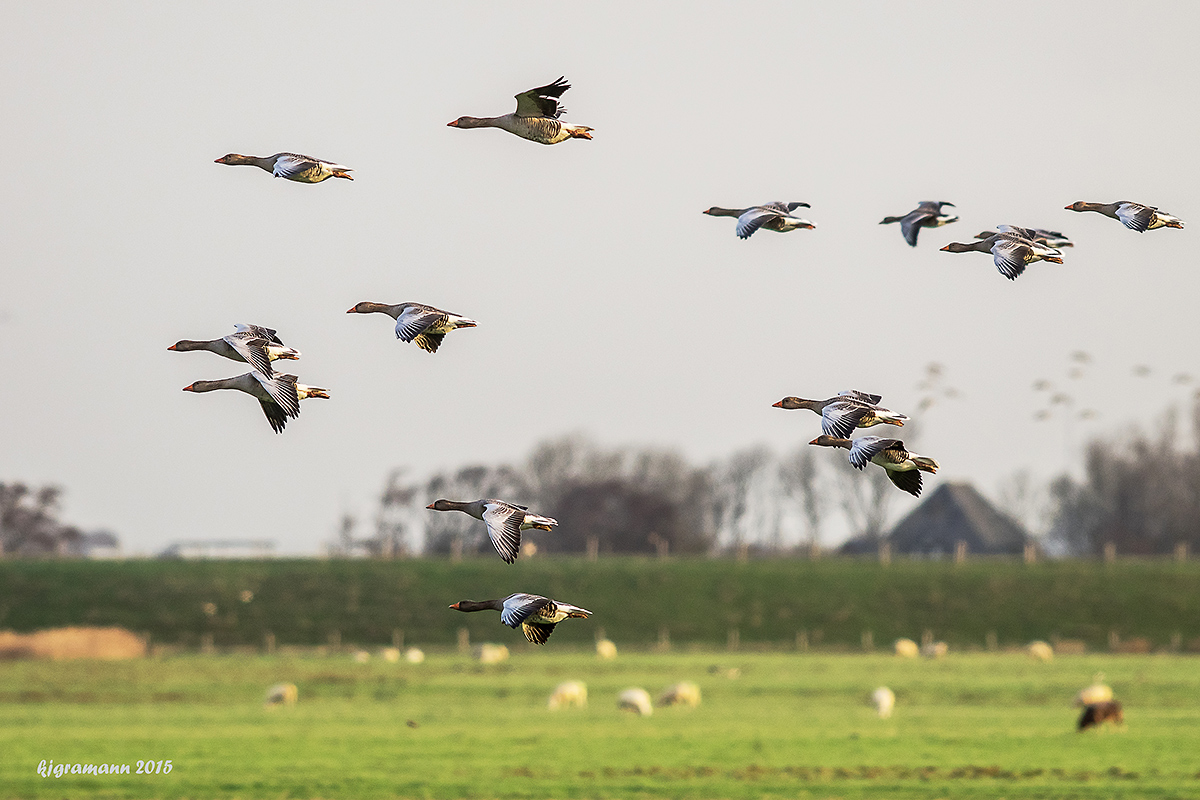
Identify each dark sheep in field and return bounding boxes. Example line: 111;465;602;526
1078;700;1124;731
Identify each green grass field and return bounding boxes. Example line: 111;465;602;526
3;649;1199;799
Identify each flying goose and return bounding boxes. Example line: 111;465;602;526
447;77;594;144
773;390;909;439
214;152;353;182
426;499;557;564
809;435;939;497
880;201;958;247
941;226;1063;280
1065;200;1183;232
449;593;591;645
346;302;477;353
703;203;815;239
168;324;299;376
975;228;1073;248
182;372;328;433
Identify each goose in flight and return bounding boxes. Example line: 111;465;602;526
426;499;557;564
449;593;591;644
214;152;353;182
447;77;594;144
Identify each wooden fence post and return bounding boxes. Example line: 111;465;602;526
392;629;404;649
727;628;739;651
879;541;891;566
264;632;275;655
1103;541;1116;563
1175;542;1189;562
954;540;967;564
457;627;470;654
1024;542;1037;564
586;536;599;562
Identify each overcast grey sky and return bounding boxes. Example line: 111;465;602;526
2;2;1198;554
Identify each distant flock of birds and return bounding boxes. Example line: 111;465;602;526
178;75;1184;648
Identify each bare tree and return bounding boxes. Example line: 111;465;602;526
0;483;83;557
779;446;825;548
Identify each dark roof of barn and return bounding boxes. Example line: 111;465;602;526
885;482;1029;554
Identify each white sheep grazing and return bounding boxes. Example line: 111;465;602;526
617;687;653;716
381;647;401;663
596;639;618;660
921;641;949;659
657;681;701;708
353;650;371;663
1028;641;1054;661
474;643;509;664
872;686;895;719
264;683;298;707
1075;673;1113;707
404;647;426;664
894;638;919;658
548;680;588;710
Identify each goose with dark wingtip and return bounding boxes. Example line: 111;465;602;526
809;435;939;497
703;202;815;239
168;324;299;377
773;390;909;439
426;499;557;564
975;228;1073;248
347;302;477;353
449;593;591;645
447;77;594;144
214;152;353;182
880;201;958;247
941;226;1063;280
1065;200;1183;232
181;372;329;434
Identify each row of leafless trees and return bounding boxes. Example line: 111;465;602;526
335;435;899;557
0;483;84;556
1049;404;1200;555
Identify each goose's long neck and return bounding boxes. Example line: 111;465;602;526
186;376;246;393
453;599;505;613
171;339;220;353
454;116;501;130
944;240;991;253
706;207;747;218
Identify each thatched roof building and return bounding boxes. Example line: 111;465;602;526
885;482;1029;555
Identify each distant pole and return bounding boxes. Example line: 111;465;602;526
795;630;809;652
451;536;463;564
657;626;671;651
1175;542;1189;562
1103;541;1116;564
878;541;891;566
727;628;740;651
200;632;214;655
264;632;275;655
1024;543;1037;564
392;629;404;649
736;542;749;563
954;540;967;564
808;540;821;560
586;536;599;562
457;627;470;654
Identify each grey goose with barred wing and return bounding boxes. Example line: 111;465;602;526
773;390;909;440
168;324;300;377
703;203;815;239
941;226;1063;280
880;201;958;247
347;302;477;354
975;228;1073;248
426;499;557;564
181;372;328;434
809;435;939;498
449;593;591;645
446;77;594;145
214;153;353;182
1065;200;1184;232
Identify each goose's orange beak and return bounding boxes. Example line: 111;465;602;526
182;383;195;392
446;120;459;127
772;400;783;408
448;602;461;609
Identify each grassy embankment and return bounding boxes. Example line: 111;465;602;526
2;650;1199;799
2;557;1199;651
2;556;1200;652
